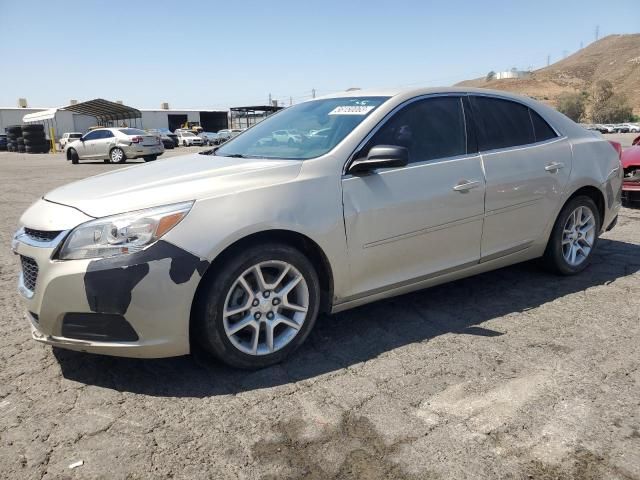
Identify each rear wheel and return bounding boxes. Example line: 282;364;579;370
68;148;79;164
109;147;126;164
543;196;600;275
195;243;320;369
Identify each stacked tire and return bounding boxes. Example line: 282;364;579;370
6;125;21;152
22;124;50;153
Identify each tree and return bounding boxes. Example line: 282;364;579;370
557;92;586;122
590;80;633;123
485;71;495;82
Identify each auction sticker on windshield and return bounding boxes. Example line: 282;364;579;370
328;105;376;115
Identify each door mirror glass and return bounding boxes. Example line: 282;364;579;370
348;145;409;174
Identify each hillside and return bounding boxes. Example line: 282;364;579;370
456;34;640;114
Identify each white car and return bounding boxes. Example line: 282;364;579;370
272;129;303;145
176;130;203;146
65;128;164;164
59;132;83;149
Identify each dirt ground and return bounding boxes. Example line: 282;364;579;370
0;146;639;480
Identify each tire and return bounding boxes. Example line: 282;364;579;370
16;137;25;145
195;243;321;369
21;124;44;133
143;155;157;162
7;126;22;135
542;195;601;275
183;140;187;147
109;147;126;164
24;139;47;147
68;148;79;164
23;131;45;140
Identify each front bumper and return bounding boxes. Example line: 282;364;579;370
12;218;209;358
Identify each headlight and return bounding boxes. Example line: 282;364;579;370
58;201;193;260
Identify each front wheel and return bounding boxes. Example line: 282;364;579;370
543;195;600;275
109;147;126;164
144;155;158;162
194;244;321;369
68;148;79;164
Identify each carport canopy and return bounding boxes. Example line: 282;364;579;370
22;99;142;124
62;98;141;122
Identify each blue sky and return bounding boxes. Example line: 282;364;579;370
0;0;637;109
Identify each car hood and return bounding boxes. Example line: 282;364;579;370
621;146;640;168
44;153;303;218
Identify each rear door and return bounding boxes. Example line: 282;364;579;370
469;95;572;259
342;95;486;298
93;130;116;158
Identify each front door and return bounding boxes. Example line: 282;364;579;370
469;95;572;259
341;96;486;299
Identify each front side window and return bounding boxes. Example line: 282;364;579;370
361;96;467;163
83;130;102;141
471;96;535;151
216;96;388;160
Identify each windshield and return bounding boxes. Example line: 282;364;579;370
216;96;388;159
70;133;82;138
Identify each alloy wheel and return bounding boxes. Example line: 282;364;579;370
110;148;123;163
562;205;596;266
222;260;309;356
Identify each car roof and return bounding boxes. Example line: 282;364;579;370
317;86;536;103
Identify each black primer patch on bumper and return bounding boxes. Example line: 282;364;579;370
84;240;210;314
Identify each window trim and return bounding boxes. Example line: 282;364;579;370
343;93;469;175
468;93;563;154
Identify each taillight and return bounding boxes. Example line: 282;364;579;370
608;141;623;161
131;136;143;143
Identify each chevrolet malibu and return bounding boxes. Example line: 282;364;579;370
66;128;164;164
13;88;623;369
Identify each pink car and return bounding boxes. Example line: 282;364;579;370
621;142;640;206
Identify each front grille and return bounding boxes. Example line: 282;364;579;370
24;227;62;243
20;256;38;292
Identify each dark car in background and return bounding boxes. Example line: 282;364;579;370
0;134;7;151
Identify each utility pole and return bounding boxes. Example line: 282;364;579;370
311;88;316;99
268;93;272;105
547;54;550;67
595;25;599;42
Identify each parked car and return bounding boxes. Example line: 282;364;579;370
216;129;243;143
12;87;622;369
59;132;83;149
0;133;7;151
176;130;203;146
597;124;615;134
198;131;221;146
620;123;640;133
272;129;303;145
146;129;175;149
613;124;630;133
157;128;179;146
621;145;640;206
65;128;164;164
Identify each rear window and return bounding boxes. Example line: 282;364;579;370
530;110;558;142
471;96;534;151
70;133;82;138
119;128;146;135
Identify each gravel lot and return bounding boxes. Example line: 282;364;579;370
1;145;639;479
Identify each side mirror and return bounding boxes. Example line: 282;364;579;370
348;145;409;175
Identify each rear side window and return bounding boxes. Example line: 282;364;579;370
471;96;534;151
529;109;558;142
366;96;466;163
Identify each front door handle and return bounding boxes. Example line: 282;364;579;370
453;180;481;192
544;162;565;172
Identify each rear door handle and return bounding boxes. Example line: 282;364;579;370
544;162;565;172
453;180;481;192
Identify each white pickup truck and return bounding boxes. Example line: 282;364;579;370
59;132;83;149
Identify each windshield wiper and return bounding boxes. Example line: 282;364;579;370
222;153;247;158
